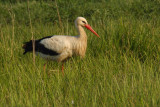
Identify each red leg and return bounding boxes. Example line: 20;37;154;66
43;61;48;71
61;62;64;75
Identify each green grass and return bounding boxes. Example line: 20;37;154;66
1;0;160;106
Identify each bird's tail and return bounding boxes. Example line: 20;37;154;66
22;40;35;55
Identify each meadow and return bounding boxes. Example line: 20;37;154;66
0;0;160;106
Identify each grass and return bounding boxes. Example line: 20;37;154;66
0;0;160;106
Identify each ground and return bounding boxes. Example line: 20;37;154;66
0;0;160;106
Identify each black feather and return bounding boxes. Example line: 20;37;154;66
23;36;59;56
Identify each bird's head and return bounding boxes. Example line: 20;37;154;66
76;17;88;27
75;17;100;38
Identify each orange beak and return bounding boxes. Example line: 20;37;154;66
85;24;100;38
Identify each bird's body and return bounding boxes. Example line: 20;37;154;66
23;17;100;71
23;34;87;61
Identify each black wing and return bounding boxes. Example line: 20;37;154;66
22;36;59;56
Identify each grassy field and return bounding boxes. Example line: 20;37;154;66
1;0;160;106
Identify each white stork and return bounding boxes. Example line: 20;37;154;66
23;17;100;73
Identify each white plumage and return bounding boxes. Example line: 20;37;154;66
23;17;100;72
38;35;75;61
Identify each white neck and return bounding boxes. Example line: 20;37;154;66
74;25;87;57
77;25;87;39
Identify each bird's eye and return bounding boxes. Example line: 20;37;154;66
82;21;86;24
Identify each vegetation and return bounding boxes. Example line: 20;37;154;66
0;0;160;106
